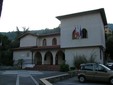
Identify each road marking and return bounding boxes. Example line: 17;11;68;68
30;75;39;85
16;75;19;85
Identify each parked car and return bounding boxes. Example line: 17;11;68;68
106;62;113;70
77;63;113;84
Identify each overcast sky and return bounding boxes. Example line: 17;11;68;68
0;0;112;32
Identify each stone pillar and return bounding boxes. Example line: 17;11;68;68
41;51;45;65
52;51;56;65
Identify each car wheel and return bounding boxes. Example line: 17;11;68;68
110;78;113;85
79;76;86;83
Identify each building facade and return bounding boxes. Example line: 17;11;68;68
13;8;107;68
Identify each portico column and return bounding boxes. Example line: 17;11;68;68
53;53;56;65
41;52;45;65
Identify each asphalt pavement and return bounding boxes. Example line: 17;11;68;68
0;70;111;85
0;70;65;85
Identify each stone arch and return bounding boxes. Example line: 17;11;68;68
55;50;65;65
44;51;53;65
34;52;42;65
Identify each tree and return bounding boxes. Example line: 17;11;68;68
105;32;113;60
0;34;13;66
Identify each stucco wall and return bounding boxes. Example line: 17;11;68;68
38;35;60;46
13;51;32;64
65;47;103;67
20;35;37;47
60;12;105;48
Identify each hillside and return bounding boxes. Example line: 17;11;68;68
0;27;60;40
108;24;113;30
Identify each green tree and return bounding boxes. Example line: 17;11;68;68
105;32;113;60
0;34;13;66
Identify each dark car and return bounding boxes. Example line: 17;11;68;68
106;62;113;70
77;63;113;84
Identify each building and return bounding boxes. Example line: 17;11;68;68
13;8;107;70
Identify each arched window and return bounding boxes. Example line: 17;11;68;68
43;39;46;46
82;28;88;38
52;38;57;45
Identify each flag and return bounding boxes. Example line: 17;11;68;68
80;25;82;38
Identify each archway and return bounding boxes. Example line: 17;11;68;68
55;51;65;65
34;52;42;65
44;51;53;65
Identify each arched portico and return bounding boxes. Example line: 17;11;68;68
34;52;42;65
44;51;53;65
55;50;65;65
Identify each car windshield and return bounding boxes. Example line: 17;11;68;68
100;64;111;71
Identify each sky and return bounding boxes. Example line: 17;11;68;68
0;0;112;32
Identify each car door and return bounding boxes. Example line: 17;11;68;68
94;64;109;82
84;64;95;80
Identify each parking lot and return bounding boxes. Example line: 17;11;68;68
0;70;111;85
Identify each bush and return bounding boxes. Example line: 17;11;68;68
60;64;69;72
70;67;75;70
73;55;87;69
73;54;96;69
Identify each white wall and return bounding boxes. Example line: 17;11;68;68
20;35;37;47
39;35;60;46
60;12;105;48
65;47;103;67
13;51;32;64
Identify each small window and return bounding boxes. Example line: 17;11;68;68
82;28;88;38
43;39;46;46
27;52;29;57
52;38;57;45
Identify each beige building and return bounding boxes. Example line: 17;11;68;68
13;8;107;70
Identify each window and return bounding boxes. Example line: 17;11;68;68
52;38;57;45
82;28;88;38
43;39;46;46
72;27;88;39
27;52;29;57
82;64;93;71
95;64;106;72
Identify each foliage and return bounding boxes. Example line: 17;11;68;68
73;54;96;69
70;67;75;70
105;32;113;60
0;34;13;66
60;63;69;72
17;59;24;69
73;55;87;69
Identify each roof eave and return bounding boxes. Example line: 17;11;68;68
56;8;107;26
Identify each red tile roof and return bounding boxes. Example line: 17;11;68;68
13;45;60;51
